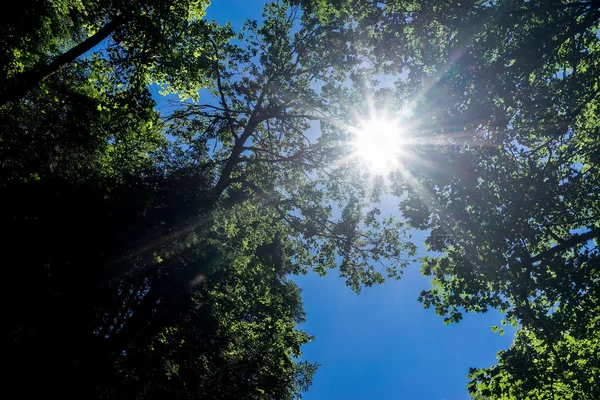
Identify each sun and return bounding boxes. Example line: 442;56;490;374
350;117;406;173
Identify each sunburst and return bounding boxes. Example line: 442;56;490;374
350;114;407;173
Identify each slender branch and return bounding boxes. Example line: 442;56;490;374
237;156;315;168
531;227;600;263
0;17;125;107
180;102;248;115
208;37;238;139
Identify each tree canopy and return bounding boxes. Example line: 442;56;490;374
2;0;600;399
295;0;600;397
322;0;600;397
1;1;412;398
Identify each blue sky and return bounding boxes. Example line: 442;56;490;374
205;2;516;399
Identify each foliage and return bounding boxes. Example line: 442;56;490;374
0;0;211;106
294;0;600;397
325;0;600;398
5;0;600;398
0;1;414;399
163;2;416;291
468;309;600;399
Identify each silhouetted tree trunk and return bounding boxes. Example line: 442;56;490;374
0;18;123;107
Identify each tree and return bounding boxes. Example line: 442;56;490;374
1;2;414;398
290;0;600;397
340;1;600;398
164;2;416;289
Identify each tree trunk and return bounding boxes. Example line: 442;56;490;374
0;18;122;107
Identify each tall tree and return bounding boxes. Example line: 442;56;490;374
1;2;414;398
342;1;600;398
295;0;600;396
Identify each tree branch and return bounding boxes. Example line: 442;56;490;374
212;84;270;199
0;17;125;107
531;227;600;263
208;37;239;139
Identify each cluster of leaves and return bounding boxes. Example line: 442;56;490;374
311;0;600;398
163;2;417;292
468;308;600;398
0;0;211;106
1;1;416;399
291;0;600;397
